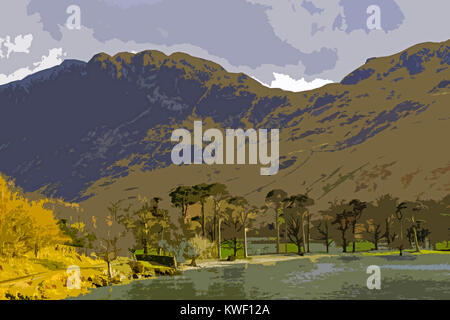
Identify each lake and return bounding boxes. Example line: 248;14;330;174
74;254;450;300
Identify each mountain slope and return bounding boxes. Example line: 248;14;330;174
0;40;449;212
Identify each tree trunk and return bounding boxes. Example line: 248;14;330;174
342;230;347;253
411;217;421;253
143;238;148;255
244;227;248;258
306;213;310;253
213;212;217;242
352;223;356;253
217;219;222;260
233;237;238;257
297;241;303;255
107;260;113;282
284;222;288;253
400;220;403;240
301;213;306;254
183;203;188;223
201;201;205;237
276;212;280;254
412;226;421;253
385;219;391;244
189;257;197;267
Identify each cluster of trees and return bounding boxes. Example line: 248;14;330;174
92;183;450;262
308;194;449;256
2;169;448;271
0;175;69;260
102;183;261;262
64;183;262;266
168;183;261;260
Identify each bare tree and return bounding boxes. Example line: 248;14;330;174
284;194;314;254
312;215;334;253
395;202;408;240
265;189;288;254
332;210;353;253
285;208;304;256
208;183;229;260
96;236;120;282
227;196;258;258
348;199;367;253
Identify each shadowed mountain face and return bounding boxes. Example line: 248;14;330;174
0;40;449;208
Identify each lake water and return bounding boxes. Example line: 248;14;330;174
74;254;450;300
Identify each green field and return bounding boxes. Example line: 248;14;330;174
345;241;375;252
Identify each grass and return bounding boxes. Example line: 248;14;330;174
279;243;301;254
0;246;105;300
409;250;450;255
435;241;450;251
220;241;376;257
133;249;173;256
134;249;159;255
221;241;245;259
362;246;450;256
345;241;375;252
362;249;450;256
138;260;174;275
32;259;67;271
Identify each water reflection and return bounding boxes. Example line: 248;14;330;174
73;254;450;300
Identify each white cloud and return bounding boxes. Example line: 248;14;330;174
0;48;64;85
253;72;333;92
0;39;4;58
32;47;64;72
0;34;33;59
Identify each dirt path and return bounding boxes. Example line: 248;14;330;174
0;263;106;287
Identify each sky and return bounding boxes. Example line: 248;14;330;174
0;0;449;91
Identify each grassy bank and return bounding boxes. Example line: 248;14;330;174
0;247;177;300
0;247;103;300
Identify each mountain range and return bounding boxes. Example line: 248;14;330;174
0;39;449;214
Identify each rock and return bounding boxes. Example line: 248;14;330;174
89;275;108;287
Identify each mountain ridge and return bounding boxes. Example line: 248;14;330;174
0;39;448;211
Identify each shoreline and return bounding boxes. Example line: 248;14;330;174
179;253;337;271
178;249;450;272
2;250;448;300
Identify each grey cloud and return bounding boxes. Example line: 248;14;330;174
338;0;405;34
0;0;59;74
301;0;325;16
27;0;304;68
250;0;450;82
103;0;164;9
299;48;338;75
1;0;450;88
311;23;325;36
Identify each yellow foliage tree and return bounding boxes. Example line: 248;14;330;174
0;175;69;259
